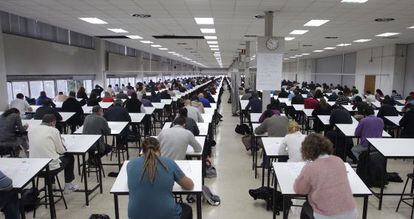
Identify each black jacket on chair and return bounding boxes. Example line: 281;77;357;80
400;111;414;138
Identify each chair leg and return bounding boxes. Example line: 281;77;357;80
55;176;68;209
397;177;411;212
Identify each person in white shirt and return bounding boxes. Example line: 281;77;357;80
184;100;204;122
54;92;68;102
157;116;202;160
107;85;115;96
28;114;79;193
279;121;306;162
9;93;32;117
365;91;376;104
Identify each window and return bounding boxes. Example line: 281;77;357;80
43;80;55;97
7;82;13;103
29;81;43;98
57;80;68;94
83;80;93;93
120;78;129;87
129;77;136;85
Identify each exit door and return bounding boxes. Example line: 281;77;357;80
364;75;376;94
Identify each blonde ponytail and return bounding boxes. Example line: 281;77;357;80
140;137;167;184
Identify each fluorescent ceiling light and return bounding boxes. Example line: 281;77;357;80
194;17;214;25
290;30;308;35
107;28;128;33
353;39;371;43
295;55;303;57
313;50;324;53
337;43;352;47
209;45;219;48
304;19;330;27
211;48;220;51
151;44;162;48
168;51;176;54
324;47;336;50
204;36;217;40
140;40;153;44
79;17;107;24
285;37;295;41
200;28;216;34
158;48;168;50
301;53;310;56
408;26;414;29
284;58;290;60
289;56;296;58
207;41;218;44
126;35;143;39
376;32;400;37
341;0;368;3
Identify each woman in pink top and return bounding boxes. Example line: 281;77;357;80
294;134;357;219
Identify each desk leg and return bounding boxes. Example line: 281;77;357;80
196;193;202;219
362;196;368;219
45;166;56;219
283;196;288;219
378;158;388;210
267;158;272;188
98;156;103;193
254;137;258;179
82;154;89;206
19;191;26;219
273;173;277;219
116;137;122;171
114;194;119;219
261;152;266;187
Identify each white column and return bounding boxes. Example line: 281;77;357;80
0;19;9;110
94;38;106;87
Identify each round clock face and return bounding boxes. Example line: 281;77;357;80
266;38;279;50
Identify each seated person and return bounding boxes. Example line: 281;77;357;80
82;106;112;156
0;170;20;219
174;108;199;136
150;90;161;103
9;93;33;117
335;92;350;105
391;90;403;100
246;92;262;113
54;92;68;102
312;99;332;133
327;92;338;101
377;96;399;127
104;99;131;146
258;104;281;123
115;91;128;99
365;91;376;104
184;100;204;122
36;91;56;107
277;88;289;98
190;95;205;113
291;90;304;104
87;92;101;107
160;90;171;99
352;108;384;160
140;93;153;107
352;96;371;121
198;93;211;108
255;114;289;137
400;104;414;138
29;114;79;193
304;94;319;109
158;116;202;160
127;137;194;219
294;134;357;219
91;84;104;97
0;108;28;156
34;99;63;132
278;121;306;162
61;91;84;133
101;91;114;102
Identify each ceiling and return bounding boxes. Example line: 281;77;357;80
1;0;414;68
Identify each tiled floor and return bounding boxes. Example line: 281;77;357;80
22;89;413;219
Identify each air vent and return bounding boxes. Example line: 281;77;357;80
302;44;313;47
244;34;257;38
177;43;188;46
95;35;128;39
290;49;298;51
153;35;204;39
185;48;192;50
375;18;395;22
190;51;198;53
325;36;339;39
385;36;399;39
255;15;265;19
132;14;151;18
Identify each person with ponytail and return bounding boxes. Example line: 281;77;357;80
127;137;194;219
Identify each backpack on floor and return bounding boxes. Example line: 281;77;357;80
235;124;250;135
356;151;388;188
89;214;110;219
21;188;40;212
249;186;292;213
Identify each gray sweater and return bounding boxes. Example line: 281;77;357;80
158;125;202;160
0;113;25;143
82;114;111;152
0;170;12;191
255;115;289;137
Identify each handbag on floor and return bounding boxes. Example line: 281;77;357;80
242;134;253;151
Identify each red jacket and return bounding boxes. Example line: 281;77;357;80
304;98;319;109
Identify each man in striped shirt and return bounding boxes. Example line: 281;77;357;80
0;170;20;219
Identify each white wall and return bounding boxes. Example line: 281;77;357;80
283;59;314;82
108;53;140;72
355;44;396;95
403;44;414;96
314;53;356;86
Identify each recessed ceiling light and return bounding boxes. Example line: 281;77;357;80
353;39;371;43
150;44;162;48
126;35;143;39
209;45;219;48
200;28;216;34
376;32;400;37
284;58;289;60
107;28;128;33
313;50;324;53
289;56;296;58
79;17;107;24
341;0;368;3
140;40;153;44
290;30;308;35
301;53;310;56
337;43;352;47
296;55;303;57
408;26;414;29
304;19;330;27
168;51;176;54
158;48;168;50
211;48;220;51
204;36;217;40
207;41;218;44
194;17;214;25
285;37;295;41
324;47;336;50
